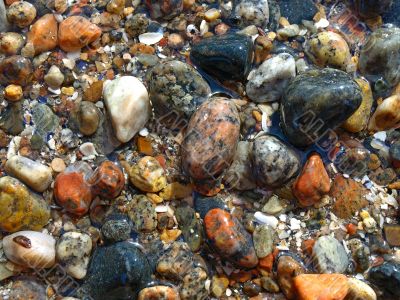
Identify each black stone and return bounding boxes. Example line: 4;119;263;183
101;214;132;244
278;0;318;24
80;242;151;300
354;0;393;19
190;34;253;81
369;262;400;299
383;0;400;26
280;68;362;148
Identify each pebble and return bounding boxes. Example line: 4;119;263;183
293;274;349;300
56;231;92;279
125;14;149;37
58;16;102;52
3;231;55;268
369;262;400;299
81;241;151;300
5;155;52;192
292;153;330;207
383;225;400;247
8;277;46;300
146;60;210;125
232;0;269;28
74;101;100;136
175;203;203;252
211;275;229;298
4;84;23;102
343;78;374;133
204;208;258;268
277;24;300;39
138;286;180;300
156;242;194;280
346;277;377;300
305;31;351;70
313;235;349;274
355;0;393;19
182;97;240;194
103;76;150;143
261;276;280;293
368;94;400;131
389;142;400;168
129;156;167;193
252;224;274;258
359;26;400;88
0;55;32;86
6;1;36;28
180;267;208;300
0;0;10;32
44;65;64;89
190;33;254;81
0;176;50;232
281;68;362;147
51;158;66;173
246;53;296;103
89;160;124;199
106;0;124;14
277;255;305;299
101;214;132;243
243;281;261;297
251;135;300;188
127;195;157;233
159;182;192;200
262;195;288;215
26;14;58;55
0;32;24;55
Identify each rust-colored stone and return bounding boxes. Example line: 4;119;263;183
293;274;349;300
26;14;58;55
89;161;125;199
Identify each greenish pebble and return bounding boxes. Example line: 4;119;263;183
175;203;204;252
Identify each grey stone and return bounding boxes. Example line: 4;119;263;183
31;104;59;140
0;0;10;32
313;235;349;273
253;224;274;258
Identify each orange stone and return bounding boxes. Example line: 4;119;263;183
301;239;315;256
89;161;125;199
346;223;358;235
26;14;58;55
58;16;102;52
137;136;153;156
258;253;274;273
54;172;93;216
293;274;349;300
293;153;330;207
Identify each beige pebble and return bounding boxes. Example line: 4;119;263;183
51;158;66;173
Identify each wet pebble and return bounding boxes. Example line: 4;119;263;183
73;101;100;136
180;267;208;300
0;32;24;55
26;14;58;55
89;160;124;199
0;55;32;86
127;195;157;233
175;203;203;252
44;65;64;89
368;94;400;131
313;235;349;274
138;286;180;300
252;224;274;258
9;277;46;300
4;84;23;102
293;274;349;300
346;277;377;300
146;0;182;20
101;214;132;243
6;1;36;28
277;255;306;299
232;0;269;28
129;156;167;193
125;13;149;38
157;242;194;280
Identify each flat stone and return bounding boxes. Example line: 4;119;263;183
313;235;349;274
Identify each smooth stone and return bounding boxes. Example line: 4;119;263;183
0;0;10;32
246;53;296;103
224;141;256;191
281;68;362;147
231;0;269;28
190;33;253;81
313;235;349;274
251;135;300;188
354;0;393;19
369;262;400;299
343;78;374;133
146;60;210;126
56;231;92;279
138;286;180;300
180;267;208;300
278;0;317;24
292;153;330;207
0;176;50;232
5;156;52;192
182;97;240;192
81;241;151;300
129;156;167;193
4;84;23;102
305;31;351;70
277;255;306;299
3;231;55;268
384;224;400;247
9;277;46;300
127;195;157;233
73;101;100;136
261;276;280;293
262;194;288;215
211;275;229;297
175;203;203;252
252;224;274;258
390;142;400;167
58;16;101;52
26;14;58;55
359;26;400;88
0;55;32;86
44;65;64;89
103;76;150;143
368;94;400;131
204;208;258;268
294;274;349;300
0;32;24;55
6;1;36;28
31;103;59;140
345;278;377;300
89;160;124;199
0;102;24;135
101;214;132;243
88;112;121;155
194;194;229;219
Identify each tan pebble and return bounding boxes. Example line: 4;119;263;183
51;158;66;173
61;87;74;96
4;84;23;102
168;33;184;49
159;182;193;200
146;193;164;204
279;17;290;27
204;8;220;22
368;94;400;131
160;228;181;243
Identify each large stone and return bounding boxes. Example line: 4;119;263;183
354;0;393;19
103;76;150;143
278;0;317;24
26;14;58;55
281;68;362;148
313;235;349;274
190;33;253;81
293;274;349;300
369;262;400;299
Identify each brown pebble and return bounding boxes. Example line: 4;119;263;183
4;84;23;102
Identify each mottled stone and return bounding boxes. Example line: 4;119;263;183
246;53;296;103
0;32;24;55
26;14;58;55
127;195;157;233
294;274;349;300
180;267;208;300
138;286;180;300
156;242;194;280
281;68;362;147
89;160;124;199
176;203;203;252
5;155;52;192
6;1;36;28
145;0;183;20
231;0;269;28
159;182;192;200
3;231;55;268
58;16;101;52
251;135;300;188
194;194;229;219
9;278;46;300
278;0;317;24
146;60;210;126
346;278;377;300
368;95;400;131
190;34;253;81
4;84;23;102
253;224;274;258
359;26;400;88
101;214;132;243
56;231;92;279
331;174;368;219
277;255;306;299
31;103;59;140
81;242;151;300
129;156;167;193
369;262;400;299
0;176;50;232
292;153;330;207
305;31;351;70
204;208;258;268
313;235;349;274
125;14;149;37
354;0;393;19
0;55;32;86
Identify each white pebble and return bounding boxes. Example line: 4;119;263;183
254;212;279;228
138;32;164;45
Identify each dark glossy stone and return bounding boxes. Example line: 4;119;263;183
280;68;362;148
190;34;253;81
175;203;204;252
194;194;229;219
369;262;400;299
0;55;32;86
359;26;400;89
80;242;151;300
354;0;393;19
278;0;317;24
204;208;258;268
